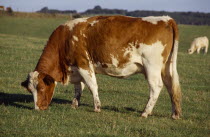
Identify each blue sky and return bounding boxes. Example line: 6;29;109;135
1;0;209;13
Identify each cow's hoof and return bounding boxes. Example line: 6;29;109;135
71;98;79;109
94;109;101;112
94;106;101;112
141;113;148;118
172;114;180;120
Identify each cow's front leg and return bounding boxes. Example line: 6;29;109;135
78;66;101;112
72;82;85;108
197;47;201;54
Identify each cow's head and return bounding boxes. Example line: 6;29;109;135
21;71;56;110
188;49;194;54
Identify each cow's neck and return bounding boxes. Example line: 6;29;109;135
35;43;63;82
35;25;71;84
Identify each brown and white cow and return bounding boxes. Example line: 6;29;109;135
188;36;209;54
21;15;182;119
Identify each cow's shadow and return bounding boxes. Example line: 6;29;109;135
0;92;72;110
0;92;142;115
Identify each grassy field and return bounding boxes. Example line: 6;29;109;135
0;15;210;137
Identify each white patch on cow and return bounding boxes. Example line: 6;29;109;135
65;17;88;31
90;20;99;26
73;35;79;41
81;82;85;91
79;30;87;38
94;43;142;77
85;51;90;60
85;51;94;74
28;71;39;110
93;41;165;78
82;34;86;38
110;54;119;67
71;40;75;45
33;90;39;110
139;41;165;66
142;16;172;24
80;30;83;36
64;75;70;85
94;60;141;78
171;40;180;86
124;41;142;63
79;68;95;84
170;40;179;76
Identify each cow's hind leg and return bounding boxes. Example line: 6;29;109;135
162;63;182;119
72;82;85;108
204;46;208;54
78;67;101;112
141;65;163;118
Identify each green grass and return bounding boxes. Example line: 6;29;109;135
0;16;210;137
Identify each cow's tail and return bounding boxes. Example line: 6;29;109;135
165;19;182;119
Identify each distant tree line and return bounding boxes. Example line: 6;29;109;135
84;5;127;15
37;7;77;14
37;6;210;25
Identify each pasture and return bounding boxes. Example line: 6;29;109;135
0;15;209;137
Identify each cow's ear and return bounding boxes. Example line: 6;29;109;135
43;75;55;86
21;80;28;89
